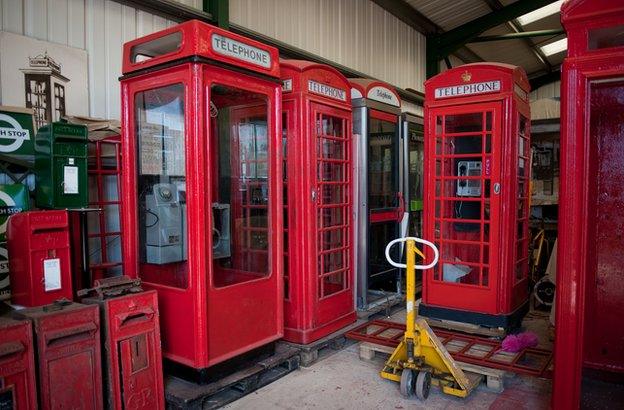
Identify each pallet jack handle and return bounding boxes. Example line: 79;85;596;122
385;238;439;340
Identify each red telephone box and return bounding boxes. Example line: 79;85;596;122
0;317;37;410
349;79;404;312
279;60;356;344
14;301;103;410
120;20;283;374
421;63;530;331
554;1;624;407
7;210;73;307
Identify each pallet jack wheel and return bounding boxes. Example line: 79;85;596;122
415;370;431;400
399;369;415;398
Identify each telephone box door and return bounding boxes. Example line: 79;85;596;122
206;68;282;364
426;102;502;313
311;103;353;326
367;109;401;289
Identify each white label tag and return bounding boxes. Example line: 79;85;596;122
308;80;347;101
68;158;75;165
367;86;400;107
211;34;271;68
435;80;501;99
282;79;293;92
63;166;79;194
43;258;61;291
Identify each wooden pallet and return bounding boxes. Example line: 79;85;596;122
421;316;506;338
359;342;507;393
356;292;408;320
165;344;300;409
284;320;365;367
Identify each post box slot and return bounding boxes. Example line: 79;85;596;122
0;342;25;361
44;323;97;347
116;307;154;328
31;226;67;233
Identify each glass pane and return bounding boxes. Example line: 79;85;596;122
445;113;483;133
319;138;345;159
322;271;345;298
320;229;345;251
368;117;397;209
589;25;624;50
320;207;344;228
135;83;188;289
321;184;345;204
445;135;483;155
211;84;270;288
320;115;344;138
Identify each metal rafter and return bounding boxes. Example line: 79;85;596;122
426;0;560;77
481;0;553;73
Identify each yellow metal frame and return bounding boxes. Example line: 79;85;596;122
380;240;473;398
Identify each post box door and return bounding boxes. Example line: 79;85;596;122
425;102;502;314
367;109;401;288
310;103;353;324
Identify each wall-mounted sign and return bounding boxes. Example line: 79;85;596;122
282;79;293;92
211;34;271;69
308;80;346;101
367;86;400;107
0;107;35;157
434;80;501;99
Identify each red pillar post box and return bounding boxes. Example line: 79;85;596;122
554;1;624;408
7;210;73;306
120;20;283;376
82;278;164;410
0;317;37;410
279;60;356;344
421;63;531;331
13;301;103;410
348;79;404;313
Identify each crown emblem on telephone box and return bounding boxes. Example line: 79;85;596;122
461;71;472;82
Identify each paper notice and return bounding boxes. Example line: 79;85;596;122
43;258;62;291
63;166;79;194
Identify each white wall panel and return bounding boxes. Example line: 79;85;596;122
0;0;180;119
1;0;426;119
531;80;561;101
229;0;426;93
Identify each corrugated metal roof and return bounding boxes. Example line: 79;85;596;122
405;0;497;31
406;0;563;78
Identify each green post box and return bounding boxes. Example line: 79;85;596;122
35;122;89;209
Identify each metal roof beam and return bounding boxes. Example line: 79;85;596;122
437;0;559;55
470;29;564;42
481;0;553;73
371;0;438;34
427;0;559;78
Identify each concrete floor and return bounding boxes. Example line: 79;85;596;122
224;308;554;410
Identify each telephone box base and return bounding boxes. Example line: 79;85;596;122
418;301;529;333
164;342;276;385
283;311;357;345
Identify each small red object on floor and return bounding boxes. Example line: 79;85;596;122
14;301;103;410
0;317;37;410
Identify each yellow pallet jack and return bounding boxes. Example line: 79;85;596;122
381;237;474;400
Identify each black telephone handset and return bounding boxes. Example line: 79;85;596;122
458;164;467;187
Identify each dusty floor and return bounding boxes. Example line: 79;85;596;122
224;307;554;410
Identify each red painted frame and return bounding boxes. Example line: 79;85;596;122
280;60;356;344
423;63;530;318
121;21;283;370
554;1;624;408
